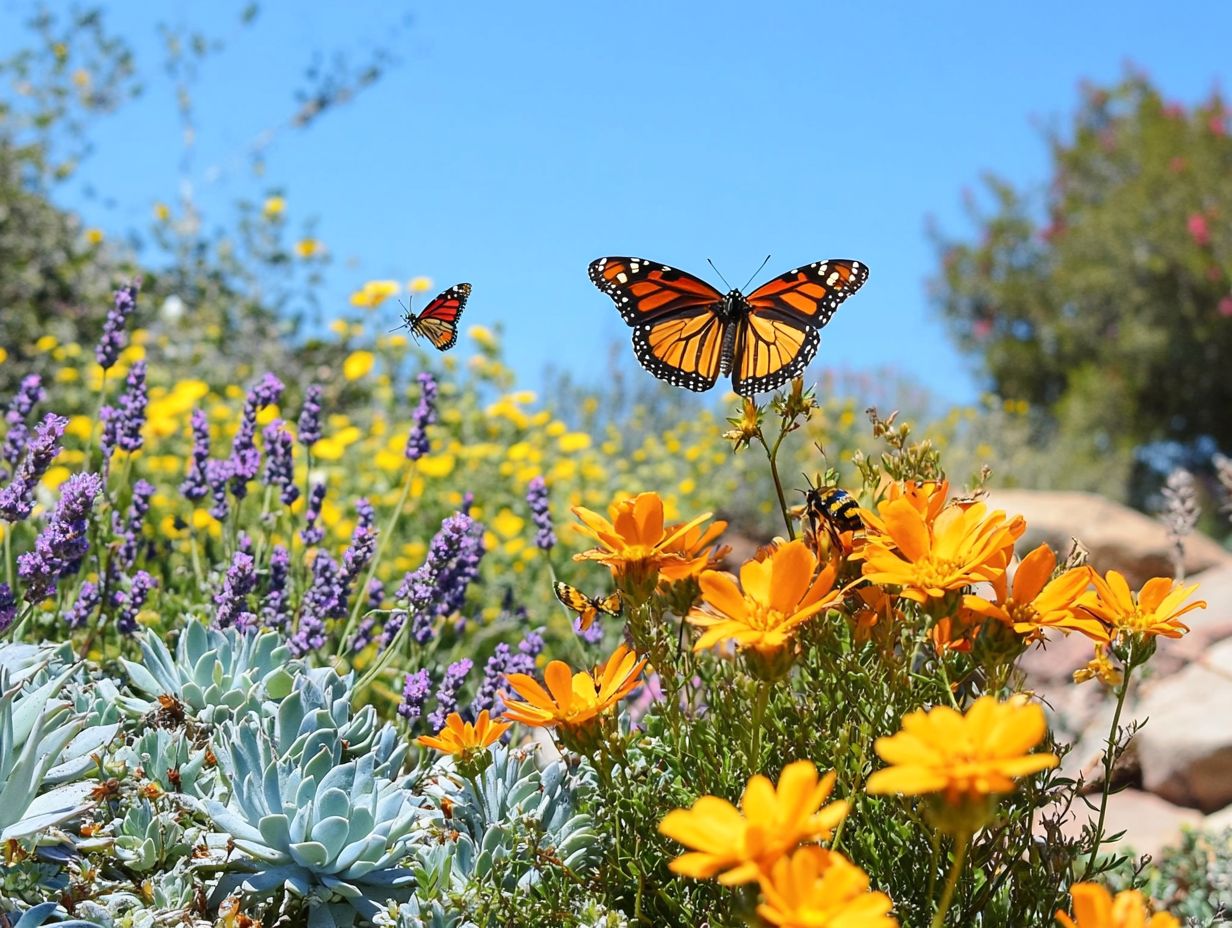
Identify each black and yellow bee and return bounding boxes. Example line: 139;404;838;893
553;582;623;631
801;480;862;555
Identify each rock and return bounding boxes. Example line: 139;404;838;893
1205;803;1232;833
1053;789;1204;859
985;490;1231;587
1135;636;1232;812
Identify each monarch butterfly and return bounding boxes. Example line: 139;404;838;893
553;581;622;631
588;257;868;395
401;283;470;350
802;480;862;556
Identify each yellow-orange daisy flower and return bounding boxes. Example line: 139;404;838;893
756;846;899;928
1056;883;1179;928
349;279;400;309
658;760;849;885
963;543;1106;642
859;499;1024;604
571;492;715;597
865;695;1058;806
660;517;730;579
1078;570;1205;641
416;710;510;756
688;540;845;657
502;643;646;734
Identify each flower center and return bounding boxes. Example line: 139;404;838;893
743;596;787;631
1116;605;1150;632
912;555;966;589
1005;599;1038;626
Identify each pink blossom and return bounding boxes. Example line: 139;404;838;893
1219;296;1232;318
1188;213;1211;247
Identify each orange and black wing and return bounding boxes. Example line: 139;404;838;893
409;282;470;351
588;257;727;392
731;260;868;395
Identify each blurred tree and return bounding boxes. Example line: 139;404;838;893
931;74;1232;494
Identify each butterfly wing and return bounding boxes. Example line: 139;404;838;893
597;591;623;616
731;260;869;395
411;283;470;351
589;257;728;392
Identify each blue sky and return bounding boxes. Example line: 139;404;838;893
3;1;1229;404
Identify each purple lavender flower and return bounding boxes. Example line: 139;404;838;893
0;413;67;522
260;544;291;630
99;405;119;465
300;481;326;546
228;374;285;502
261;419;299;506
214;551;257;629
290;550;342;656
575;616;605;645
65;580;101;630
389;511;484;647
2;374;45;473
526;476;556;551
404;372;437;461
0;583;15;634
341;498;377;588
297;384;323;449
95;281;140;371
427;658;473;732
17;472;103;603
348;578;384;652
115;570;156;635
180;409;212;502
114;480;154;569
473;629;542;717
115;361;148;452
205;459;231;521
398;669;431;723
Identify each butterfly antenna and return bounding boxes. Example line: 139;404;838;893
742;254;772;291
391;298;416;336
706;258;734;291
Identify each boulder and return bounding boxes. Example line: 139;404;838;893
985;490;1231;587
1135;636;1232;812
1151;563;1232;676
1051;789;1203;859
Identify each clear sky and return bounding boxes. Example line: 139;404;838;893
3;1;1229;405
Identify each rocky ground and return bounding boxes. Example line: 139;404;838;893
988;490;1232;859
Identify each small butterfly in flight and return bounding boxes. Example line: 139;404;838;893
588;257;868;396
400;282;471;350
553;581;622;631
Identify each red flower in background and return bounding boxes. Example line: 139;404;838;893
1188;213;1211;247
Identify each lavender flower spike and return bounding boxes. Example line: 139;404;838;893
228;373;285;502
297;384;324;449
214;551;257;630
301;481;327;546
96;280;140;370
0;583;15;634
115;360;148;452
261;545;291;630
398;669;431;724
2;374;45;472
0;413;68;522
261;419;299;506
115;570;157;635
180;409;212;502
428;658;473;732
17;472;103;603
388;510;485;647
404;372;438;461
527;475;556;551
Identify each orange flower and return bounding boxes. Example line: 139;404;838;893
1078;570;1205;641
1056;883;1179;928
660;517;730;578
688;540;846;658
417;710;510;756
865;696;1058;808
571;492;717;598
658;760;849;885
964;543;1106;642
756;847;899;928
502;644;646;746
1073;646;1123;688
859;499;1024;605
861;479;951;533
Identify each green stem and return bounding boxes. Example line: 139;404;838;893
758;428;796;541
338;460;417;654
355;611;411;693
4;603;35;642
931;830;970;928
1082;657;1135;879
749;679;771;771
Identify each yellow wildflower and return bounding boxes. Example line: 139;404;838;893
757;847;898;928
1056;883;1179;928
